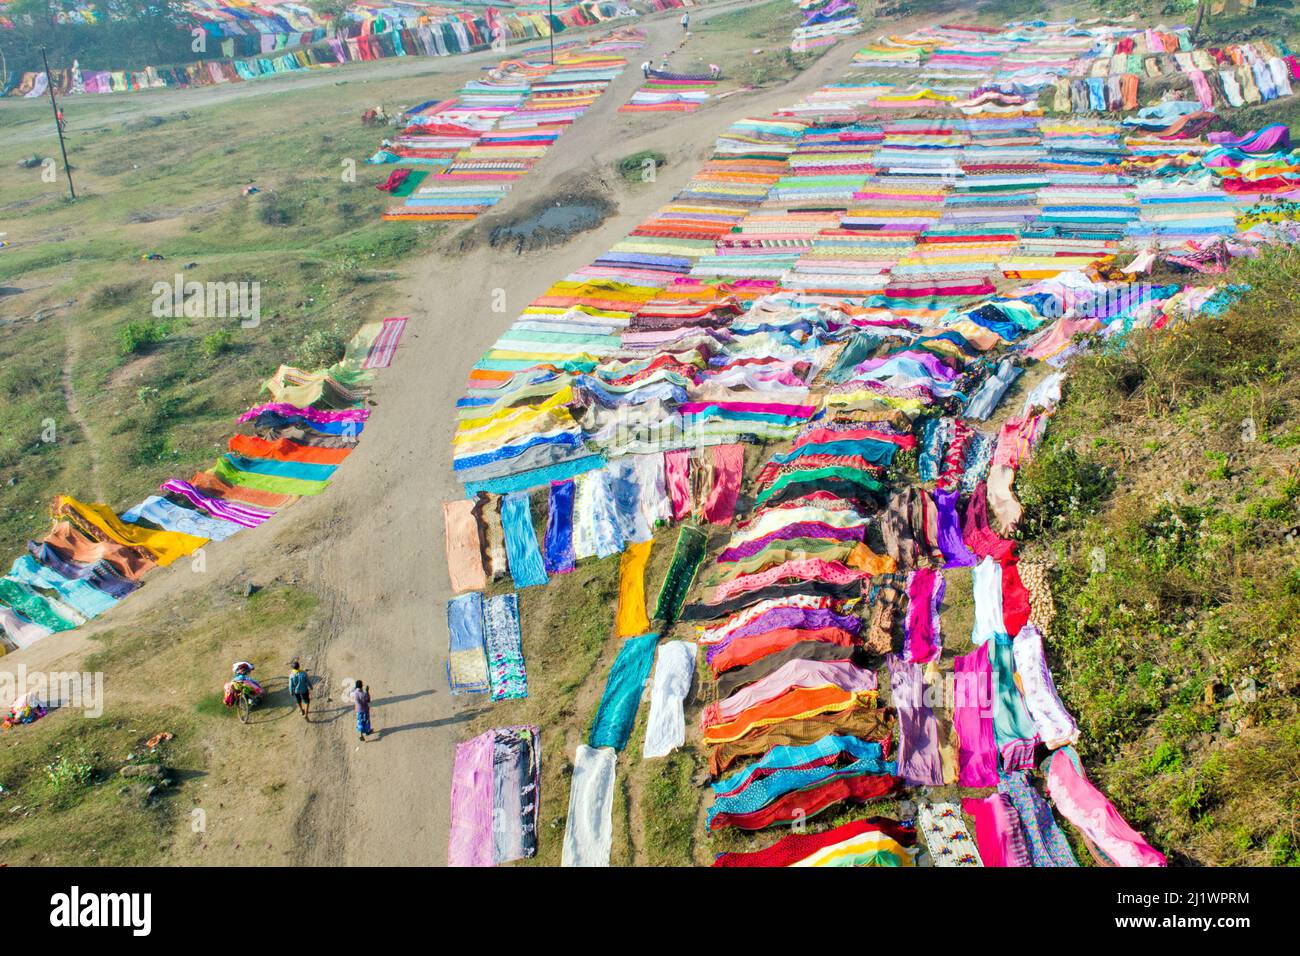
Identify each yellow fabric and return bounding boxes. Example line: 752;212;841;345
614;540;654;639
56;495;207;565
794;832;916;867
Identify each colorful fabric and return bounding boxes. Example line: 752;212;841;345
500;491;548;589
589;632;659;751
614;540;653;638
484;593;527;701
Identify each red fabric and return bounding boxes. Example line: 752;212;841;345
712;817;915;866
376;168;411;193
1000;558;1032;637
708;772;902;830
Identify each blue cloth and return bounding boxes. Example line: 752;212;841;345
357;710;372;735
6;555;118;619
965;359;1022;421
589;632;659;751
121;495;242;541
500;492;549;589
447;593;489;695
543;479;576;574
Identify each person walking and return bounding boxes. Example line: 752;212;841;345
289;659;311;720
353;679;373;741
680;11;689;32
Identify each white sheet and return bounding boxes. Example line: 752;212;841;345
642;641;696;759
561;745;616;867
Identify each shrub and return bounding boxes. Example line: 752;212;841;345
1015;441;1115;534
117;319;171;355
200;329;235;358
294;323;347;370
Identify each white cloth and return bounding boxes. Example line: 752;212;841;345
562;745;616;867
1012;625;1079;749
971;556;1005;646
642;641;696;758
0;605;54;650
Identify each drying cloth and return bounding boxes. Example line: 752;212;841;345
887;654;944;786
664;448;693;520
500;491;549;589
589;632;659;751
1047;748;1167;867
917;801;983;867
614;540;654;638
485;593;527;701
492;725;540;865
543;479;576;574
1012;624;1078;748
990;634;1039;770
448;730;495;866
702;443;745;524
904;566;944;663
653;524;707;624
562;745;617;867
953;644;999;787
54;495;206;566
447;592;490;695
971;555;1005;645
443;499;487;593
999;770;1077;867
963;793;1032;867
642;640;696;758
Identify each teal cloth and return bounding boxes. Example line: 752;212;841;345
589;632;659;751
501;492;549;589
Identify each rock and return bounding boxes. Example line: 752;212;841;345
120;763;166;780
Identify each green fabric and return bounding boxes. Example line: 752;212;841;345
211;457;327;496
654;525;707;625
0;579;77;632
389;170;428;198
755;466;886;506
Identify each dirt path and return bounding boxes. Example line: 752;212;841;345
6;5;951;865
60;314;106;503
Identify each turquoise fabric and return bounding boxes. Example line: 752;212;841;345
589;632;659;751
501;492;549;589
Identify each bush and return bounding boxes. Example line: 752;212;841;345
618;150;667;184
117;319;171;356
45;747;98;796
294;323;347;371
200;329;235;358
1015;441;1115;534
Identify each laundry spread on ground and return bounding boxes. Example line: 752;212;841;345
432;11;1300;866
791;0;862;54
0;318;406;653
5;1;665;99
378;26;643;221
621;67;719;112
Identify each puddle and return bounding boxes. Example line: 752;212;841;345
489;196;612;253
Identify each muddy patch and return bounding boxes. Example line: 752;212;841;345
487;193;615;254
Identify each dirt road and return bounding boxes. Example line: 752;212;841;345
7;6;945;865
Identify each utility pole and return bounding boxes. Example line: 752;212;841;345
41;46;76;200
548;0;555;65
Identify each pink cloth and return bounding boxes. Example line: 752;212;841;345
1025;317;1100;362
905;567;944;663
711;558;866;602
237;402;370;424
953;645;1000;787
664;449;693;521
1047;749;1167;867
963;793;1031;867
702;443;744;524
700;659;877;728
447;731;495;867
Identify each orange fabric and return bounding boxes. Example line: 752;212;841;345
702;687;876;744
847;542;897;575
43;520;157;582
710;626;858;675
188;470;296;509
442;499;487;594
228;434;352;465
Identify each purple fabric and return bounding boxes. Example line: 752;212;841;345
934;488;979;568
161;479;274;528
236;402;370;424
704;607;861;665
448;730;495;867
887;654;945;786
904;567;944;663
1207;123;1290;151
718;521;866;562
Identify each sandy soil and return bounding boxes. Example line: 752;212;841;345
7;4;948;865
